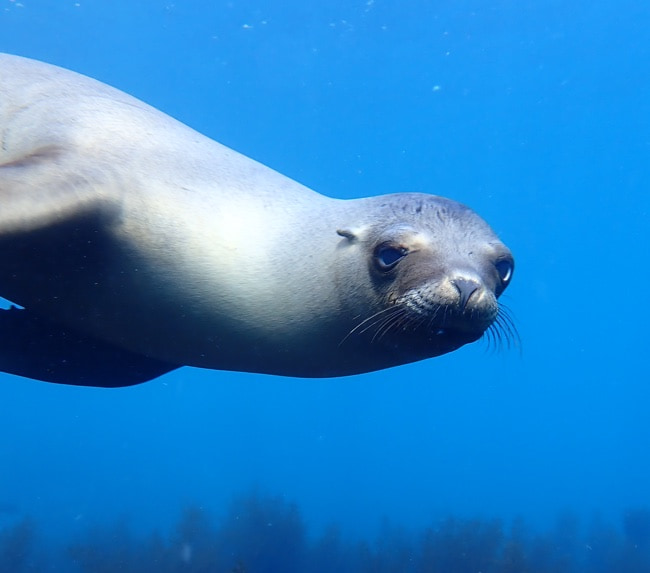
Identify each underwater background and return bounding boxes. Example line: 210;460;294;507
1;0;649;571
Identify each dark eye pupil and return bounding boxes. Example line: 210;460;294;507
376;246;406;269
495;259;513;283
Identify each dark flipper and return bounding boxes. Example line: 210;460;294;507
0;306;179;387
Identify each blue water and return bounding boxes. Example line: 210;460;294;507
1;1;649;571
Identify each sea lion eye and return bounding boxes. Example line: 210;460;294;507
374;244;408;271
495;258;514;285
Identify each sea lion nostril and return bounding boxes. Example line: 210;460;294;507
451;278;480;311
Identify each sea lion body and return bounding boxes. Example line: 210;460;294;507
0;54;514;386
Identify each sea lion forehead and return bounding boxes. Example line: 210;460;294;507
368;193;475;223
365;193;493;237
339;193;497;249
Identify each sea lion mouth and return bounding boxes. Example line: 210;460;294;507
431;326;484;345
393;322;487;359
358;301;519;362
341;301;492;361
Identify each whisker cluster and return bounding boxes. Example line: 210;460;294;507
483;303;520;353
340;305;413;346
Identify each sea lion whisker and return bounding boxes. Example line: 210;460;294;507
496;304;521;350
481;303;520;353
355;307;403;336
370;308;410;343
484;323;503;354
339;306;402;346
365;307;408;343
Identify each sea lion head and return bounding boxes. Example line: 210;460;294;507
337;193;515;364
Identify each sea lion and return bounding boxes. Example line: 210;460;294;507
0;53;515;387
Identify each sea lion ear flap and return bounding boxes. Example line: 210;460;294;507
336;226;368;243
336;228;357;241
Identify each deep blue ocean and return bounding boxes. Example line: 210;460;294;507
1;1;649;571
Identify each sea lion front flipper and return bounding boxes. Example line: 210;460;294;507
0;139;121;236
0;306;179;387
1;53;124;236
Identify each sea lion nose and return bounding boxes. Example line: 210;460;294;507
451;277;480;311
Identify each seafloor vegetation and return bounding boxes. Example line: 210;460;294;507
2;492;650;572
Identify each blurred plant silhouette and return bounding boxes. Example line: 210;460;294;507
0;517;40;572
3;495;650;572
